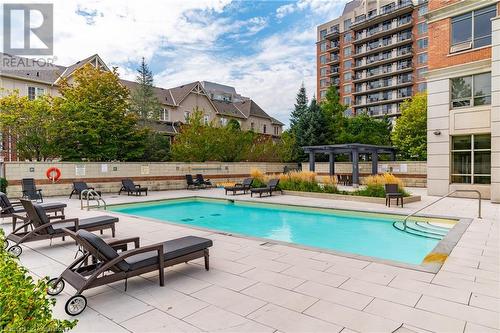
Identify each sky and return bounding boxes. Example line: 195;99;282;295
2;0;348;127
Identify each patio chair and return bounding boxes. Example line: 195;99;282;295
21;178;43;202
0;192;66;231
69;181;102;199
196;174;212;188
118;179;148;196
186;174;202;189
224;178;253;195
46;228;212;316
385;183;404;207
4;199;118;257
250;179;281;197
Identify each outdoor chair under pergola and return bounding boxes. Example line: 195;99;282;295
302;143;396;187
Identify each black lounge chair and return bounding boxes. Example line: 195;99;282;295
224;178;253;195
4;199;118;257
21;178;43;202
385;184;404;207
250;179;281;197
69;181;102;199
118;179;148;196
196;174;212;188
186;174;202;189
0;192;66;230
46;229;212;316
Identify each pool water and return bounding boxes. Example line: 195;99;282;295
110;198;455;265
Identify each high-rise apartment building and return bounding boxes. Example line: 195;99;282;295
426;0;499;202
317;0;428;119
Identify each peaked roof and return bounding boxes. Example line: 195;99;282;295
211;100;247;119
0;52;66;84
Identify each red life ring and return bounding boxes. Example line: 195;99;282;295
46;167;61;182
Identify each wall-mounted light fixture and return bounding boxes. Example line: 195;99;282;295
433;130;441;136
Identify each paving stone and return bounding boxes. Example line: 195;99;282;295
192;285;266;316
121;309;201;332
304;300;401;333
389;276;471;304
469;293;500;312
242;282;318;312
281;265;349;288
241;267;306;290
295;280;373;310
247;303;343;333
364;298;465;333
340;278;421;306
87;289;154;323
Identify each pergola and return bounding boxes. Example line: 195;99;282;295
302;143;396;186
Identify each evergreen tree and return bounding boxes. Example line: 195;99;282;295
302;97;328;147
320;85;347;144
290;83;308;132
130;58;161;125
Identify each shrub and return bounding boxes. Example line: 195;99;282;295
250;168;268;188
356;173;409;197
0;178;8;193
0;230;76;332
277;171;338;194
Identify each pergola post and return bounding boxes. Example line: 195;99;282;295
371;151;378;175
352;148;359;187
329;152;335;176
308;152;315;172
390;151;396;161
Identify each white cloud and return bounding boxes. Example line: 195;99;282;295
276;3;295;19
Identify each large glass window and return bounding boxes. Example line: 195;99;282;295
417;37;428;50
344;19;352;30
417;52;428;64
451;5;496;50
450;72;491;108
418;4;428;17
344;60;352;69
451;135;491;184
344;46;351;57
343;32;351;43
417;22;427;34
320;67;327;77
320;42;327;52
344;84;352;94
320;29;327;40
320;55;326;64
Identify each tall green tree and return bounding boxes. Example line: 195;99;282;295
0;92;57;161
392;92;427;160
129;58;161;125
290;83;308;131
300;97;328;147
337;113;392;145
53;64;147;161
320;85;347;144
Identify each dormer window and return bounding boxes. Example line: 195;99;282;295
27;86;45;100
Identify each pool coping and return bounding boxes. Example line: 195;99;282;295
106;196;473;274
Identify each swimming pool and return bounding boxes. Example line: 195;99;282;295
109;198;457;265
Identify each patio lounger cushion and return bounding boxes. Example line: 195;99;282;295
77;230;130;271
125;236;213;271
54;216;119;232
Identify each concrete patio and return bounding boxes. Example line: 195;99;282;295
2;188;499;333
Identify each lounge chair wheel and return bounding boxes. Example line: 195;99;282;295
47;278;65;296
8;245;22;257
3;240;9;249
65;295;87;316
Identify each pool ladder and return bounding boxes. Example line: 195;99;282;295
80;189;107;211
393;190;482;239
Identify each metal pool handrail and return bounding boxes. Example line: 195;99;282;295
80;189;107;211
402;190;481;230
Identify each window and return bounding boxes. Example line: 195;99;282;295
417;22;427;34
320;90;327;99
250;122;255;130
418;4;427;17
274;126;279;135
344;19;351;30
344;46;351;57
417;67;427;78
451;135;491;184
263;124;267;134
320;42;327;52
320;79;328;88
344;60;352;69
27;86;44;100
343;33;351;43
160;108;169;121
320;67;327;77
417;52;428;64
220;117;228;126
451;72;491;108
320;29;327;40
451;5;496;50
417;82;427;92
343;96;351;105
344;84;352;94
184;111;190;121
320;55;326;64
203;114;210;125
344;72;352;81
417;37;428;49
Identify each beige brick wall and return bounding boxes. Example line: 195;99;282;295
4;162;295;197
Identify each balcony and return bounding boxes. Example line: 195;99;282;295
326;55;340;65
325;28;340;40
352;18;413;44
353;94;410;109
352;65;413;83
353;34;413;58
350;0;413;31
353;50;412;70
326;42;340;51
352;77;413;95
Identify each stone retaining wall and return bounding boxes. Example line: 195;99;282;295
4;162;296;197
